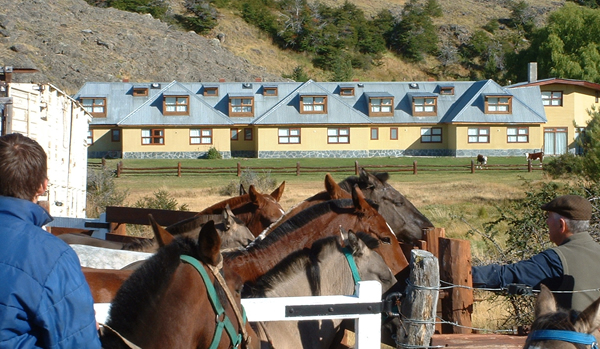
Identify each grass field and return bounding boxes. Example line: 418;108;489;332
90;156;554;332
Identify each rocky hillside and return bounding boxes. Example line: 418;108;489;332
0;0;286;94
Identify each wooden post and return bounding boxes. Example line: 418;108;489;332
296;162;300;176
355;161;359;175
116;161;122;178
423;227;446;334
413;161;417;175
471;159;475;173
528;159;532;172
398;249;439;347
439;238;473;334
237;162;241;177
177;162;182;177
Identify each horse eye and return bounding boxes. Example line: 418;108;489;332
380;237;392;245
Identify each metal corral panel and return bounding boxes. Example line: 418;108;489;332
5;83;91;218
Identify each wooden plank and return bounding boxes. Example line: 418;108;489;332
439;238;473;334
105;206;198;226
431;334;525;348
423;227;446;334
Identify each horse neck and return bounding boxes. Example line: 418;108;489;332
225;213;359;283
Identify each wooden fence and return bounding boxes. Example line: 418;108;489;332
106;159;543;178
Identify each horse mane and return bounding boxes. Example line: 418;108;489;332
202;195;249;211
338;170;390;193
106;236;227;336
245;232;379;298
225;198;369;259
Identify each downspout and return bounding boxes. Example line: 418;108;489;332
67;97;74;217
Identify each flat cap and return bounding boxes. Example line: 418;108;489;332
541;195;592;221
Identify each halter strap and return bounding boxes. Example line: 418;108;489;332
342;247;361;288
527;329;599;349
180;255;246;349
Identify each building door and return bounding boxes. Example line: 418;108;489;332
544;127;567;155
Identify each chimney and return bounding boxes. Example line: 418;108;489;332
528;62;538;83
255;77;262;82
219;78;226;82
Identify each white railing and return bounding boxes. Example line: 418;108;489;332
95;280;383;348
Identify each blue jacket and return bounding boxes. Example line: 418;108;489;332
0;196;101;348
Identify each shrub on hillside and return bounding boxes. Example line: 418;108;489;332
206;147;222;159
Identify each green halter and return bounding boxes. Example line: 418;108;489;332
180;255;247;349
342;246;361;291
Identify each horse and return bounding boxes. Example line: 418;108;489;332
83;267;133;303
199;182;286;237
245;229;395;349
99;220;259;349
338;168;434;243
526;151;544;165
224;185;409;285
58;233;156;252
524;284;600;349
71;245;153;269
476;154;488;169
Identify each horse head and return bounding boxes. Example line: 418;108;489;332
104;215;259;349
524;284;600;349
348;185;409;281
245;183;286;236
340;168;433;244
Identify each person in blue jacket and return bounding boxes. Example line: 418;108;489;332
0;133;101;348
472;194;600;312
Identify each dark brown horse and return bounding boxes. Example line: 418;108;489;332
199;182;286;237
524;284;600;349
99;221;259;349
224;185;409;284
339;168;434;243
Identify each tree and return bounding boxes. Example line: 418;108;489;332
176;0;218;34
508;4;600;83
107;0;168;18
387;0;439;62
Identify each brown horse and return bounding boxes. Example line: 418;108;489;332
99;220;259;349
224;185;409;284
524;284;600;349
246;230;395;348
83;267;133;303
338;168;434;243
199;182;286;237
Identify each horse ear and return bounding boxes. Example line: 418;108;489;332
149;214;174;247
223;204;234;230
346;229;363;257
198;220;222;266
373;171;389;184
325;173;347;199
270;181;285;202
351;185;369;212
239;183;247;196
248;185;261;204
535;284;557;318
358;167;369;183
574;294;600;334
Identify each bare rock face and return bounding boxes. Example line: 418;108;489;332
0;0;285;93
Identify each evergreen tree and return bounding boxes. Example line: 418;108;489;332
388;0;439;62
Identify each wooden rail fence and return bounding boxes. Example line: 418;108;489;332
105;159;543;178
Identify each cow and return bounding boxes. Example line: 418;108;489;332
476;154;487;169
525;151;544;166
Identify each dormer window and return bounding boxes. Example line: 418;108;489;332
485;95;512;114
340;87;355;96
81;98;106;118
133;87;148;96
439;86;454;95
263;86;278;96
300;94;327;114
204;86;219;97
163;95;189;115
411;94;437;116
366;93;394;116
229;95;254;116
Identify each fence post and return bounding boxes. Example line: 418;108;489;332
439;238;473;334
471;159;475;174
423;227;446;334
296;162;300;176
398;249;439;347
413;160;417;175
116;161;122;178
177;162;181;177
237;162;241;177
355;161;359;175
528;159;532;172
